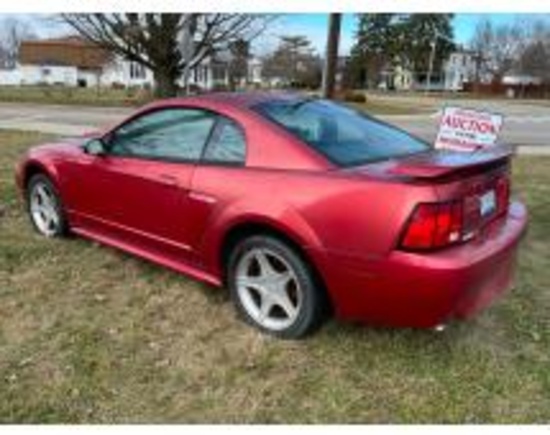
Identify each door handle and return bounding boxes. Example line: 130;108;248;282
188;191;217;204
157;174;178;186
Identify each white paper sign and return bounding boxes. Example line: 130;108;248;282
435;107;504;152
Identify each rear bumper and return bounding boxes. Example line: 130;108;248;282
312;201;528;328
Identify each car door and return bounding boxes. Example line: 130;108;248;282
186;116;248;252
64;107;217;261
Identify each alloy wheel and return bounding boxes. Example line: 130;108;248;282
235;247;303;331
29;181;61;237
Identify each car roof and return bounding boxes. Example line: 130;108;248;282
152;91;309;111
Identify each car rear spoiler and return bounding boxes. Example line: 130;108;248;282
387;145;514;180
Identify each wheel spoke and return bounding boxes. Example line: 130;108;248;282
254;250;276;277
45;205;59;224
30;202;43;215
274;290;298;319
236;275;267;294
274;271;292;287
258;294;275;322
36;185;51;205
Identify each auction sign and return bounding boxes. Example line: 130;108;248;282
435;107;504;152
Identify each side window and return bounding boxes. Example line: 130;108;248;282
109;108;216;161
202;117;246;165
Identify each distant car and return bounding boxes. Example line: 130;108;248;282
15;93;527;338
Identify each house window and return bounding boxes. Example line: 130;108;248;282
130;62;146;79
212;65;226;81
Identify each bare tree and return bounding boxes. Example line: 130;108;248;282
0;17;37;69
228;39;251;90
470;18;528;81
62;13;274;97
262;35;322;88
519;41;548;79
518;19;550;82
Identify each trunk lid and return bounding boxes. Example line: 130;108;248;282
344;145;513;246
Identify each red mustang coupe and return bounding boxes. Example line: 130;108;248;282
15;93;527;338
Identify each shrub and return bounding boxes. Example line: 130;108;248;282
111;82;126;90
340;90;367;103
209;83;228;92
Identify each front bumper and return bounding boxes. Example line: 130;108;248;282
312;201;528;328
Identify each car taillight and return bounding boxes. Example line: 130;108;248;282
400;201;463;251
495;176;510;216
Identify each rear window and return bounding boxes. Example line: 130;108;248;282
253;98;429;167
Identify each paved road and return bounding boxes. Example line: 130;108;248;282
381;98;550;145
0;100;548;153
0;103;130;136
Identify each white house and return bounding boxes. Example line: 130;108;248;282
0;36;156;89
443;50;478;91
0;36;263;91
0;68;21;86
248;57;263;86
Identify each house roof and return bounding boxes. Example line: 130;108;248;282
19;36;113;69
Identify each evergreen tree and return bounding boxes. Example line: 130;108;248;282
347;13;455;88
404;14;455;75
350;14;399;88
263;35;322;88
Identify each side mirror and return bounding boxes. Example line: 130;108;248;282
84;138;106;157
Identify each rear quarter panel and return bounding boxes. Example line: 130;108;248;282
194;166;438;277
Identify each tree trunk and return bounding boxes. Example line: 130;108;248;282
154;69;179;98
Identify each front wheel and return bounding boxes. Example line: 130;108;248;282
26;174;68;238
227;235;328;339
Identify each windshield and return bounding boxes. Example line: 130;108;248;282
253;98;430;167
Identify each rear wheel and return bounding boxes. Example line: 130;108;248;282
27;174;68;238
227;235;327;339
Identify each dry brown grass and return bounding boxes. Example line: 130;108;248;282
0;130;549;423
0;86;152;108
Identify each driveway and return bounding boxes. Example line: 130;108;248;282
0;100;548;155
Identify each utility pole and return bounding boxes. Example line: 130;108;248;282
322;13;342;99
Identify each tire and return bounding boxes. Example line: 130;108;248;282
26;173;69;238
227;235;328;339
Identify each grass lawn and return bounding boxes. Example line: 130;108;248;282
0;86;435;115
0;130;549;423
352;100;435;116
361;91;550;114
0;86;153;107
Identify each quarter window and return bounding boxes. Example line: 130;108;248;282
202;118;246;164
109;109;216;161
254;99;428;167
